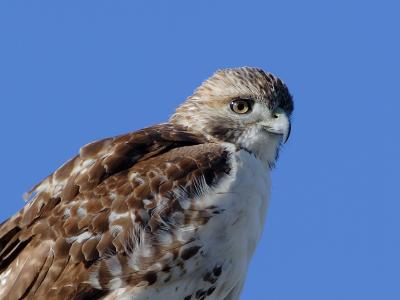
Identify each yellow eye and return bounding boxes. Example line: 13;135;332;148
230;99;251;114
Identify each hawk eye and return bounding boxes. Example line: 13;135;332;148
230;99;252;114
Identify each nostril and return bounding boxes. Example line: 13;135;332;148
273;107;285;119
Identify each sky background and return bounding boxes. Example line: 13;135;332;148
0;1;399;299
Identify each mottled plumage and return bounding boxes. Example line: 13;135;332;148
0;67;293;300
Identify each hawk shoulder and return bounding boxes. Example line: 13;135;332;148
0;123;232;299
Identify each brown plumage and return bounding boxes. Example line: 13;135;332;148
0;67;293;300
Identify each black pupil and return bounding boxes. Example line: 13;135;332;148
237;102;245;111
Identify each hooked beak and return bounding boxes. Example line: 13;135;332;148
262;109;291;143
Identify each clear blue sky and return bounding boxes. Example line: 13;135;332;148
1;1;399;299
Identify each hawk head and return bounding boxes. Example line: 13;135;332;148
170;67;293;166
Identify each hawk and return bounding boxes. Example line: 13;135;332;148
0;67;293;300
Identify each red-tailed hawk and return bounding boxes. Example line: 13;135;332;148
0;67;293;300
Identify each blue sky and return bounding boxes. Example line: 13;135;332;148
0;1;399;299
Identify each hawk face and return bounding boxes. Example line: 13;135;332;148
170;67;293;166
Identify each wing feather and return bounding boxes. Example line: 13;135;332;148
0;123;232;299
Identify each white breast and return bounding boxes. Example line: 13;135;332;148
195;148;271;299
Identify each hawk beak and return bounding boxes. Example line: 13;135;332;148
283;120;291;143
263;110;291;143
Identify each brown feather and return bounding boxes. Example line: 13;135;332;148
0;123;232;299
0;67;293;299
